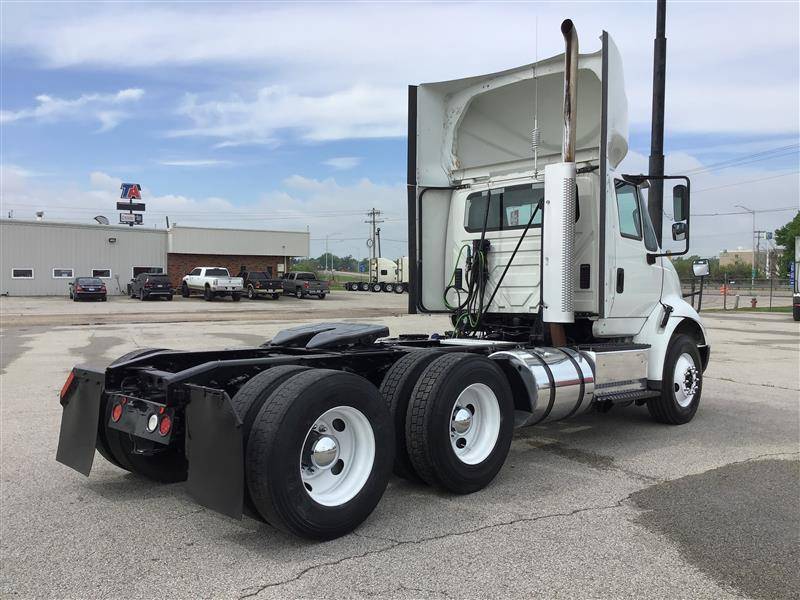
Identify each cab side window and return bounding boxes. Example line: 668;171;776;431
614;181;642;240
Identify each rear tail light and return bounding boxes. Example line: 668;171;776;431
304;282;309;289
75;285;84;292
59;371;76;400
111;403;123;422
144;283;152;289
158;414;172;436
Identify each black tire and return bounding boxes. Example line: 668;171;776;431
647;334;703;425
231;292;241;302
294;288;304;299
73;295;79;302
181;282;190;298
371;283;382;293
359;282;369;291
382;283;393;293
231;365;311;514
139;289;146;301
793;304;800;321
272;293;280;300
247;286;256;300
204;285;213;301
394;284;405;294
406;353;514;494
166;295;173;301
100;347;187;482
101;296;107;302
318;293;326;300
378;350;443;481
246;369;394;540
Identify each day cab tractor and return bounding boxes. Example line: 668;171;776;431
56;21;709;540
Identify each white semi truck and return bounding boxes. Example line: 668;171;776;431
56;20;708;541
346;256;410;293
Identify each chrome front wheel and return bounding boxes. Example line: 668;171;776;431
673;352;699;408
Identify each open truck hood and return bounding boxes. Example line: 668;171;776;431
414;31;628;186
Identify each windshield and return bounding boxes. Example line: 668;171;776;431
206;268;229;277
77;278;103;285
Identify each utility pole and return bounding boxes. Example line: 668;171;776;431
736;204;756;287
364;208;384;264
648;0;667;245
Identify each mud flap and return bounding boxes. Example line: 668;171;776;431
56;366;105;476
185;386;244;520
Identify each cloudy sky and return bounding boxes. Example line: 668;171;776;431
1;1;798;258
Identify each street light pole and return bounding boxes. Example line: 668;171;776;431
735;204;756;287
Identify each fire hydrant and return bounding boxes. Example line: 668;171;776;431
751;297;758;308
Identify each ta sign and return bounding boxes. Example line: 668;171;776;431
120;183;141;200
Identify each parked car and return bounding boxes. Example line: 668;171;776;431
180;267;243;301
68;277;107;302
129;273;173;301
282;271;329;299
242;271;282;300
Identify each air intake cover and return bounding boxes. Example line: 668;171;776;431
542;162;577;323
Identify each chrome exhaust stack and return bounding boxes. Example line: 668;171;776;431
543;19;579;336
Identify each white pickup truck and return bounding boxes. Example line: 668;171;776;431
180;267;243;301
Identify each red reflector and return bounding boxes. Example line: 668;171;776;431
111;403;123;422
60;371;76;399
159;414;172;436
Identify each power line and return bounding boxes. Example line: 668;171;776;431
691;206;798;217
693;170;799;193
683;144;799;175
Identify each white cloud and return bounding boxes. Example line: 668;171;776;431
0;88;144;131
169;85;405;145
323;156;361;170
2;3;798;140
157;159;232;167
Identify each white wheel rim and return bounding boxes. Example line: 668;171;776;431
673;353;699;408
449;383;501;465
300;406;375;506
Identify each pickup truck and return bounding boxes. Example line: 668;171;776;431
180;267;243;301
282;271;328;299
242;271;282;300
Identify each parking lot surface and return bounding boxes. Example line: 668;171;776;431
1;299;798;599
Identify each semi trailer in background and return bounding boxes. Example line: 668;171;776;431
56;19;709;541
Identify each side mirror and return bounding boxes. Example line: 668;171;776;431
673;185;689;222
692;259;710;278
672;222;687;241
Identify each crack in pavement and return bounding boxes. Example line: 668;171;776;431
238;500;628;598
237;450;799;598
705;376;799;392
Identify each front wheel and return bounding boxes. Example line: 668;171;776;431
318;293;326;300
794;304;800;321
405;353;514;494
231;292;241;302
295;288;304;299
272;293;280;300
204;286;213;301
394;284;405;294
181;283;190;298
647;334;703;425
246;369;394;540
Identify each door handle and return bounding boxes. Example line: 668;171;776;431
616;268;625;293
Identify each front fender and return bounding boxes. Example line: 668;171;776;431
633;299;710;384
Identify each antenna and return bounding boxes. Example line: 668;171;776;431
531;16;541;179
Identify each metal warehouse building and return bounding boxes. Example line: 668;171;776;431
0;219;309;296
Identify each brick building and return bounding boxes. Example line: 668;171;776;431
1;219;309;295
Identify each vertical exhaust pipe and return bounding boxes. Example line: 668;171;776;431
561;18;579;162
543;19;579;345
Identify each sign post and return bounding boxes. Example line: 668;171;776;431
118;183;145;226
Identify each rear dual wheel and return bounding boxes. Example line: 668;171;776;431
240;369;393;540
384;353;514;494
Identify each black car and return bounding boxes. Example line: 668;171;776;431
69;277;107;301
129;273;173;301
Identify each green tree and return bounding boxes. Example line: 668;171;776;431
774;211;800;276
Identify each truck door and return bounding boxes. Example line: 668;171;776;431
607;180;662;320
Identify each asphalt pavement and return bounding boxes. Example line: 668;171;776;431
0;303;797;599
